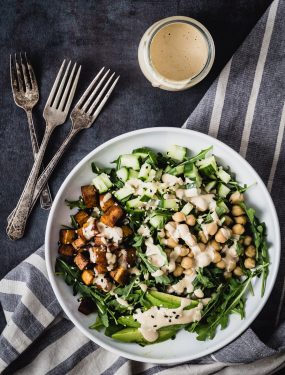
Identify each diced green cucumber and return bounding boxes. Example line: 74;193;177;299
217;168;231;183
118;316;140;328
116;167;129;182
160;199;179;211
146;169;156;182
119;154;140;170
92;173;112;193
138;162;152;180
140;195;151;202
149;214;166;229
128;170;139;179
132;147;150;159
167;164;185;176
155;169;163;181
205;181;217;193
181;202;193;215
166;145;187;161
215;200;230;216
114;186;134;201
217;183;231;198
126;197;142;209
184;163;202;187
197;156;218;177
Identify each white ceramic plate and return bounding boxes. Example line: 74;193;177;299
45;127;280;364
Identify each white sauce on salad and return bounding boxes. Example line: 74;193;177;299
222;243;239;272
161;174;184;187
83;217;97;240
145;237;166;268
97;222;123;244
168;274;196;295
93;273;111;292
190;194;215;211
134;299;203;342
138;225;151;237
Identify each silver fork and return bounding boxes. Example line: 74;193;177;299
7;60;81;240
10;68;120;217
10;53;53;209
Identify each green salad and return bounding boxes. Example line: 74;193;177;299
55;145;269;345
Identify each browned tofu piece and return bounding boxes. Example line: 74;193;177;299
99;193;115;212
78;298;96;315
59;229;76;244
100;204;124;227
76;227;85;240
74;253;89;270
94;236;107;246
74;211;89;227
81;185;98;208
58;244;74;257
91;247;108;273
110;266;128;284
72;237;86;251
122;226;133;238
81;270;94;285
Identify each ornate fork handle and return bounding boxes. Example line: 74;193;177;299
6;125;54;240
26;109;53;209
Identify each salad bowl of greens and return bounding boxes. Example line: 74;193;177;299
45;127;280;363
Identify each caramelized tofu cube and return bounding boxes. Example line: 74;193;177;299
100;204;124;227
110;266;128;284
81;185;98;208
76;227;85;240
122;226;133;238
91;247;108;273
81;270;94;285
72;237;86;250
74;253;89;270
94;236;107;246
74;211;89;227
59;229;76;244
58;244;74;257
78;298;96;315
99;193;115;212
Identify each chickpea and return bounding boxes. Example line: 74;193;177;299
188;250;194;258
199;231;208;244
181;257;194;269
198;242;206;251
164;238;179;248
244;257;256;269
232;224;245;235
224;271;232;279
176;256;182;263
210;239;221;251
233;266;243;277
230;191;244;204
206;222;218;236
245;245;256;258
179;246;189;257
244;235;252;246
173;265;184;277
172;212;186;223
194;289;204;299
184;268;194;276
232;205;244;216
227;261;237;272
216;260;226;269
212;251;222;263
235;215;247;225
215;228;231;243
186;214;196;226
223;215;233;226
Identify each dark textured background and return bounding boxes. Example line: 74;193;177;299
0;0;272;337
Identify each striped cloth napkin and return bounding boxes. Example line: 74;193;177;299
1;0;284;373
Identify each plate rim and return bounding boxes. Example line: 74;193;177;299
45;127;280;364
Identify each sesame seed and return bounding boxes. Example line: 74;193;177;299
153;325;157;328
175;315;179;319
169;319;172;323
151;315;154;318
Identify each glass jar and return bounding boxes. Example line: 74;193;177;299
138;16;215;91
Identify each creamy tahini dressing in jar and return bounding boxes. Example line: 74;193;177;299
138;16;215;91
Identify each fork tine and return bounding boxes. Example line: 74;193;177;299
64;65;81;113
87;72;115;115
91;76;120;121
25;53;38;91
75;67;105;108
82;69;110;112
58;63;77;111
20;52;30;91
10;55;18;92
15;54;24;92
45;59;66;107
52;60;71;108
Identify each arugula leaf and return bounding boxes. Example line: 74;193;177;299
65;197;86;210
91;162;112;175
70;215;79;229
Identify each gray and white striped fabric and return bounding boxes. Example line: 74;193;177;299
1;0;285;373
